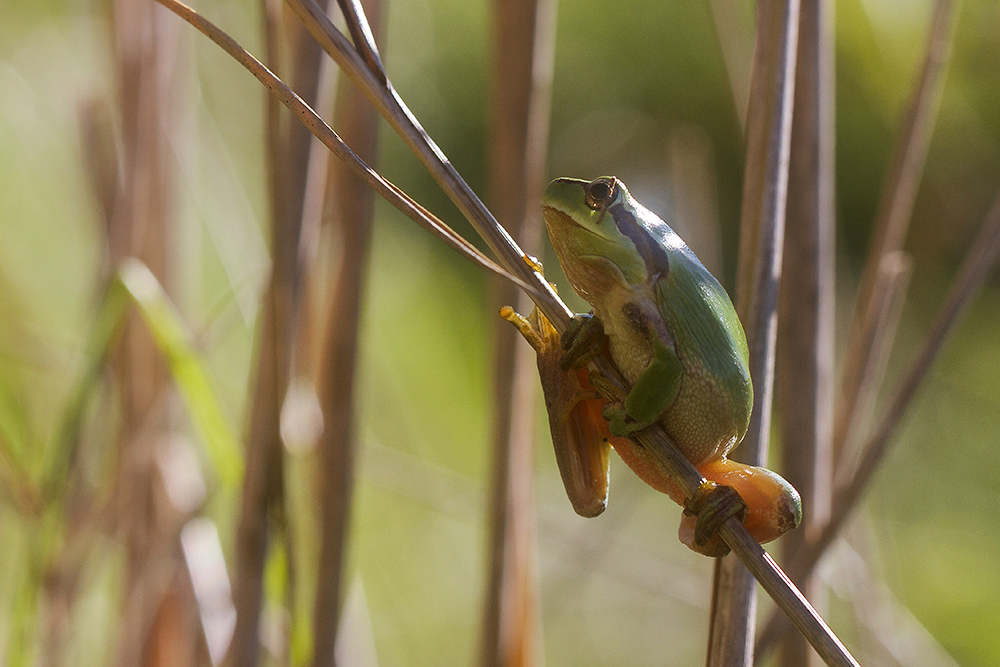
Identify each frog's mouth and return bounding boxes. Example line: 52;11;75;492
545;206;649;286
541;206;609;242
541;207;609;266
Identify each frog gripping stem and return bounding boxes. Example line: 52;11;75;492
683;480;749;557
559;312;606;371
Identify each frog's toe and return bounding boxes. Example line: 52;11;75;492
680;480;747;556
601;402;642;438
559;313;605;370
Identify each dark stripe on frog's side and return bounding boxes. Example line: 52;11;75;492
606;200;670;282
619;301;648;336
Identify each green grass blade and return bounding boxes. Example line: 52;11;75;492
43;270;131;499
116;259;244;488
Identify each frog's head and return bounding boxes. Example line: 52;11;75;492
542;176;672;301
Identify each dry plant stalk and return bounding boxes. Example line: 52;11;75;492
310;0;382;663
833;0;959;466
479;0;556;665
775;0;836;664
755;189;1000;658
228;1;326;662
102;3;208;666
829;191;1000;565
755;0;963;658
709;0;802;664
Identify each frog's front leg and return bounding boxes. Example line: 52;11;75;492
557;313;635;432
559;312;684;438
589;339;683;438
558;312;607;371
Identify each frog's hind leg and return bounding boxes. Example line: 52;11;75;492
678;458;802;555
501;306;612;518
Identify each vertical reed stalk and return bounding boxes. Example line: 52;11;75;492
311;1;382;663
229;2;328;664
776;0;835;664
757;1;962;657
105;3;193;665
833;0;959;465
480;0;556;664
709;0;799;664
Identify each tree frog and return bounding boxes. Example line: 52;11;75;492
503;176;800;556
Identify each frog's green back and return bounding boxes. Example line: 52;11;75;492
655;246;753;441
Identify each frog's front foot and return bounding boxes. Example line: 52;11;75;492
600;400;646;438
559;313;606;371
682;481;748;557
577;370;646;437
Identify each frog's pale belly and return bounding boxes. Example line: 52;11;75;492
595;285;660;382
659;358;741;466
604;317;741;468
603;322;653;382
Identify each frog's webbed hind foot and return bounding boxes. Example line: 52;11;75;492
682;481;748;557
499;305;612;518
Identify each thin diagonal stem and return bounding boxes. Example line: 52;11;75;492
154;0;531;295
756;1;963;657
283;0;569;323
827;190;1000;568
758;188;1000;658
334;0;386;82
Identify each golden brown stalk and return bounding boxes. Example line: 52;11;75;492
480;0;556;664
776;0;836;664
710;0;803;664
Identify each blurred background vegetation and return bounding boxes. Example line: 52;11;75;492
1;0;999;665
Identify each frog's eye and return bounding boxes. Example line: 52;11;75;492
585;177;617;211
